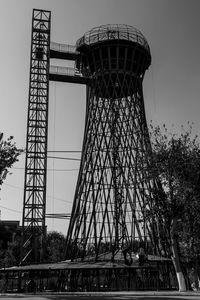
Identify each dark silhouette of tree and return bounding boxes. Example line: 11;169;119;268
149;123;200;291
0;231;66;267
0;233;21;268
0;133;22;187
0;133;22;267
45;231;66;262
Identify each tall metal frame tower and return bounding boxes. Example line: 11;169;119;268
65;25;165;262
22;13;169;265
21;8;87;265
21;9;51;264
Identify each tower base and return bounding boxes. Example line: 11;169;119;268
0;256;178;292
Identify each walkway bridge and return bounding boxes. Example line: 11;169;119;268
49;41;89;84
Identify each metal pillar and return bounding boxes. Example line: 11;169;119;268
21;9;51;264
65;25;165;262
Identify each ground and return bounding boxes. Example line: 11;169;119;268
0;292;200;300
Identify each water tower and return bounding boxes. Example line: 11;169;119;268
65;25;164;262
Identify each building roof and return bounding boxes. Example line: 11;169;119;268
1;254;171;272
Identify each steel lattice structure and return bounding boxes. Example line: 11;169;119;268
22;13;170;266
65;25;166;262
5;12;176;291
21;9;51;264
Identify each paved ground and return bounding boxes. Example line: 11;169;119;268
1;292;200;300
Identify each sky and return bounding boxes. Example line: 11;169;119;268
0;0;200;234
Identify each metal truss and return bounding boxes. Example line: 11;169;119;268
21;9;51;264
65;25;168;262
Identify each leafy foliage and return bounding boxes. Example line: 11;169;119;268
0;231;66;267
149;123;200;261
0;133;23;187
45;231;66;263
0;234;21;268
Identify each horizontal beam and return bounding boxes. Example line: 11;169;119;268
49;73;89;85
50;49;78;61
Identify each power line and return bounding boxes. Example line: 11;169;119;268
47;156;81;161
48;150;82;153
3;183;72;204
47;195;72;204
46;213;71;219
12;167;79;172
22;151;81;161
3;183;22;190
22;150;82;154
0;204;21;214
0;205;72;217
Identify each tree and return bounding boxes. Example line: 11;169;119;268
0;133;22;267
0;133;22;187
2;235;21;267
45;231;66;262
149;123;200;291
0;232;21;268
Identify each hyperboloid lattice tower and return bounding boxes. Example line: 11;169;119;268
66;25;164;262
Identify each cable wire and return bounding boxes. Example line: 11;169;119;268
47;155;80;161
12;167;79;171
3;183;72;203
48;150;82;153
0;204;21;214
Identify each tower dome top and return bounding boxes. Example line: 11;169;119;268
76;24;150;53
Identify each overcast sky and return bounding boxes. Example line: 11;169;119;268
0;0;200;234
